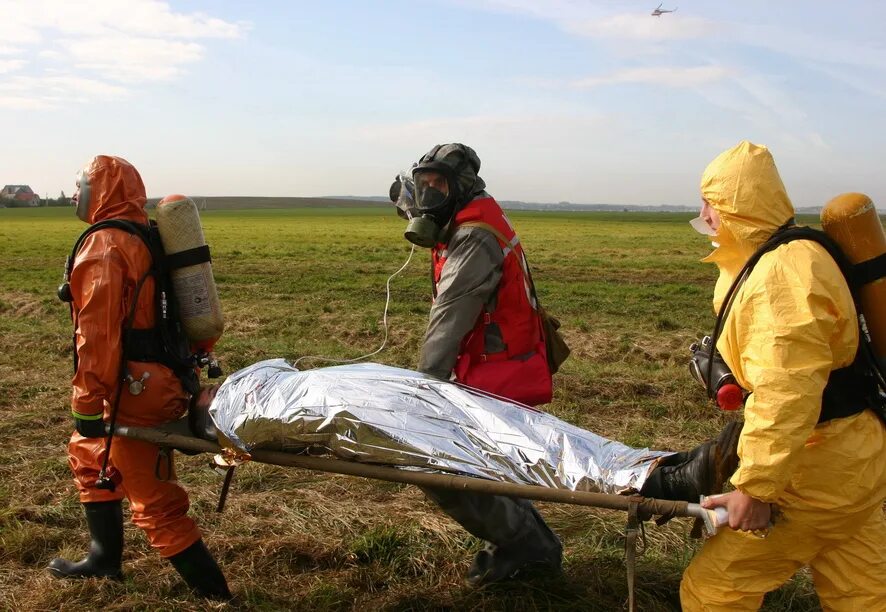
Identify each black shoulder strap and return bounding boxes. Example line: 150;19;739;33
707;222;798;394
68;219;154;269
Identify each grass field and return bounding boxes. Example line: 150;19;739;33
0;207;827;611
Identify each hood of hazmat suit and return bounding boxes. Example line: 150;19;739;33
75;155;149;225
681;141;886;610
700;140;794;312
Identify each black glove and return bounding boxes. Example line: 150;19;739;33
75;417;106;438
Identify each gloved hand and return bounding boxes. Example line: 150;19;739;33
75;417;106;438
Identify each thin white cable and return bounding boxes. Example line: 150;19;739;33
292;244;416;369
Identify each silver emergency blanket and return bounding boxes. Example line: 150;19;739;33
209;359;673;494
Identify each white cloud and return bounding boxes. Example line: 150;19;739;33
0;74;128;109
40;76;129;98
0;95;55;110
572;65;731;89
0;11;42;45
810;64;886;101
738;23;886;72
565;13;719;43
451;1;719;43
0;59;27;74
0;0;247;109
453;1;874;149
60;36;205;82
356;112;610;143
17;0;246;39
732;73;808;124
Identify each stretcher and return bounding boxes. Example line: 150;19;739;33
112;359;727;611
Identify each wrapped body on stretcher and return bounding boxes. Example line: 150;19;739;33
171;359;740;502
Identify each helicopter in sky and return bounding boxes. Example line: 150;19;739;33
651;3;677;16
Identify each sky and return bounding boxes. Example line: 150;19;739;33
1;0;885;207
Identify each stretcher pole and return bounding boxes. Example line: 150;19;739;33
115;424;716;612
112;424;712;524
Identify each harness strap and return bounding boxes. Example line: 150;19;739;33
165;245;211;270
854;252;886;287
821;360;879;423
459;220;537;308
458;220;517;251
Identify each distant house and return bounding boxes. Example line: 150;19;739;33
0;185;40;206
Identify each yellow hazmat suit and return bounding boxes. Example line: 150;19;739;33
680;142;886;611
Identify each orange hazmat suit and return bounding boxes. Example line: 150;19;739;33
67;155;200;558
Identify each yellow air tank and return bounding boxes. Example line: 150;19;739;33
821;193;886;367
156;194;224;353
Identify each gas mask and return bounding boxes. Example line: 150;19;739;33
404;168;460;248
72;169;91;223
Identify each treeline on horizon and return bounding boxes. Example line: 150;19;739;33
2;194;855;215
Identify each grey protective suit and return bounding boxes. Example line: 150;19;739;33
418;205;562;568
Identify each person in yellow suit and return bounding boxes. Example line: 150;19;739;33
681;141;886;610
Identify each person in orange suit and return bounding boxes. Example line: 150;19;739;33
47;155;231;600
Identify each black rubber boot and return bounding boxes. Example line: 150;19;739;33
640;421;742;501
168;539;232;600
464;508;562;588
47;500;124;580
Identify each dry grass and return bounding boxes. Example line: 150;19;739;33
0;208;829;611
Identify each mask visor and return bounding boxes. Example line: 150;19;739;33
413;170;452;215
73;170;91;222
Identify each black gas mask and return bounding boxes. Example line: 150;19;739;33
403;167;461;248
399;143;481;248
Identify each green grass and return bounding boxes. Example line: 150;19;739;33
0;206;828;610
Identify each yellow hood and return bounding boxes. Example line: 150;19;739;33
700;141;795;310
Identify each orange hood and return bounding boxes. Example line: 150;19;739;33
80;155;148;225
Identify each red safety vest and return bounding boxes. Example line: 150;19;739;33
432;197;553;406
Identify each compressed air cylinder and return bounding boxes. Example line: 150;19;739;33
156;194;224;352
821;193;886;367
